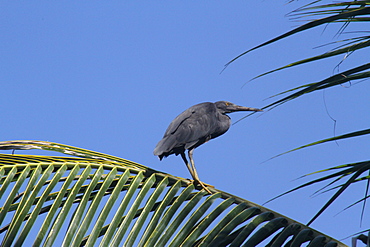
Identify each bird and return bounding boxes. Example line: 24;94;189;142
153;101;262;193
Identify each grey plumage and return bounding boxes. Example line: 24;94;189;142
154;101;262;193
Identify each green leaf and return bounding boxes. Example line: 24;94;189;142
145;184;195;246
169;192;222;246
84;169;130;246
44;165;92;246
243;217;288;246
15;165;66;246
71;167;118;246
124;176;169;246
2;165;43;247
250;40;370;81
137;180;182;247
181;197;235;245
224;3;370;68
0;141;346;246
271;128;370;160
102;171;145;246
33;164;81;246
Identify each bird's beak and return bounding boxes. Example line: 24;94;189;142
230;104;263;112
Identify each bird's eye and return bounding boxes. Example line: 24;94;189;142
225;102;230;106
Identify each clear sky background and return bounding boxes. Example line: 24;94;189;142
1;1;370;246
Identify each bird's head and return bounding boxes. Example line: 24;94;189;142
215;101;262;114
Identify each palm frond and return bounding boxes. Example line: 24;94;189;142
269;128;370;160
233;63;370;126
226;0;370;241
224;1;370;69
0;140;346;246
249;39;370;81
225;1;370;120
265;161;370;226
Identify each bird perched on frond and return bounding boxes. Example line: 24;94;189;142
154;101;262;193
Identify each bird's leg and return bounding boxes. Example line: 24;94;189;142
188;149;212;194
181;152;196;181
181;152;211;194
188;149;200;181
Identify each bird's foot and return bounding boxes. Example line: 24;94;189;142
193;179;213;194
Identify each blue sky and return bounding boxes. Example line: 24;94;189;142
1;1;370;245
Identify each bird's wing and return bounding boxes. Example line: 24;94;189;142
154;103;217;156
163;103;215;136
166;103;218;147
153;106;197;156
163;107;196;137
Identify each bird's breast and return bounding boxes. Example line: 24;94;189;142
209;114;230;139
